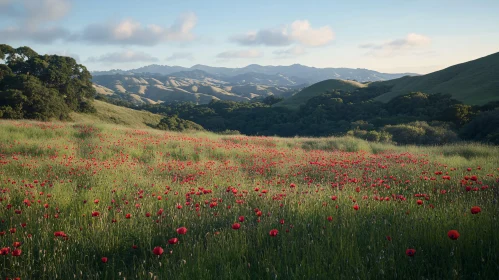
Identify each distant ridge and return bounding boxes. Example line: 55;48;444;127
92;63;417;84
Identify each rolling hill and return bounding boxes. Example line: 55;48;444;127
71;100;163;129
275;79;367;109
372;52;499;105
91;71;303;105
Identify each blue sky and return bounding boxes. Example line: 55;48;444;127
1;0;498;73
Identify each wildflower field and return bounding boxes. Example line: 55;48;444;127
0;120;498;279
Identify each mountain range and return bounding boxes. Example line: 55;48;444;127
91;64;416;104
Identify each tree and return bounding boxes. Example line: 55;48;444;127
0;44;96;120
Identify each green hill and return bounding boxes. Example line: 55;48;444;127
275;79;366;109
71;100;163;129
373;52;499;105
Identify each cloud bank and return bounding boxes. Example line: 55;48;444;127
231;20;334;47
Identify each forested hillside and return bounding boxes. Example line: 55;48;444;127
0;44;95;120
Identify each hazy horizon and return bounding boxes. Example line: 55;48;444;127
1;0;498;74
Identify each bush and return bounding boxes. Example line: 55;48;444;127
347;129;392;143
460;109;499;144
156;115;204;132
383;121;458;145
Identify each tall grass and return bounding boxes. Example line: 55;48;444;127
0;120;497;279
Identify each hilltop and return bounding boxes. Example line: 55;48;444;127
372;52;499;105
275;79;367;109
276;52;499;108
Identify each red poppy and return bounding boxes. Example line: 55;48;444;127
238;216;245;222
447;230;460;240
153;246;164;255
125;213;131;219
280;219;285;225
176;227;188;235
327;216;333;222
417;200;423;205
132;245;138;249
13;242;21;248
12;249;22;257
405;248;416;257
386;236;392;241
353;204;359;211
168;238;178;245
269;229;278;237
331;196;338;201
232;223;241;230
471;206;481;214
91;211;100;217
0;247;10;255
101;257;108;263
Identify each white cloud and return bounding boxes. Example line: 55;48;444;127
0;26;71;43
231;20;334;47
360;33;431;56
87;51;159;63
77;12;197;46
23;0;71;26
273;46;307;57
0;0;71;43
166;52;194;61
216;49;263;59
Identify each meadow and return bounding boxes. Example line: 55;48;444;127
0;120;498;279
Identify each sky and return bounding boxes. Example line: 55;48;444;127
1;0;498;74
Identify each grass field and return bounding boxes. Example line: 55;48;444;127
0;120;498;279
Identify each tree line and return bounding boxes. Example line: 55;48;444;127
98;86;499;145
0;44;96;120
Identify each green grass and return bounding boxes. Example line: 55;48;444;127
71;100;163;129
373;51;499;105
0;120;498;279
275;79;366;109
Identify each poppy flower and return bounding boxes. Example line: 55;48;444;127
471;206;481;214
12;249;22;257
417;200;423;205
386;236;392;241
238;216;245;222
405;248;416;257
13;242;21;248
327;216;333;222
168;238;178;245
176;227;187;235
447;230;460;240
153;246;164;255
331;196;338;201
0;247;10;255
125;213;131;219
269;229;278;237
91;211;100;217
132;245;138;249
353;204;359;211
232;223;241;230
101;257;108;263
